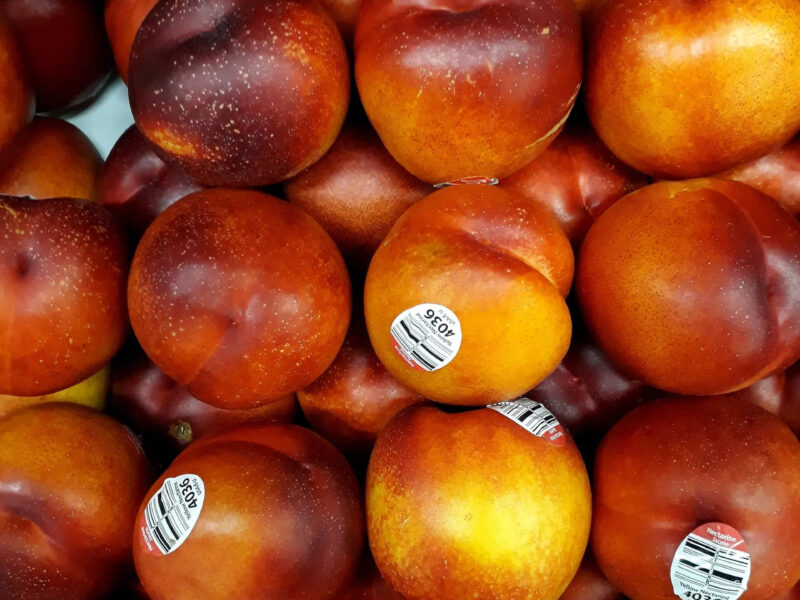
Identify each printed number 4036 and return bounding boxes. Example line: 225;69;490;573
179;478;199;509
685;592;712;600
423;309;455;337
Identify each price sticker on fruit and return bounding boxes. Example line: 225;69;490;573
139;474;206;557
670;523;751;600
389;303;462;372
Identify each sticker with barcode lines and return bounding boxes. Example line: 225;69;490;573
670;523;751;600
139;474;205;556
390;303;462;372
487;397;566;446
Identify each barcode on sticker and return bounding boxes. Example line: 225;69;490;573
671;524;751;600
488;398;566;446
141;474;205;556
390;304;462;372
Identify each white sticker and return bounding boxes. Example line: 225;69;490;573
487;397;566;446
670;523;751;600
139;474;205;556
390;303;462;372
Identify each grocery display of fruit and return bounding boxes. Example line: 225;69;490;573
0;0;797;599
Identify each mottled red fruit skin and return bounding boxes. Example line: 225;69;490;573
129;0;350;187
729;361;800;436
526;332;653;452
111;343;297;455
500;125;647;244
128;188;351;409
104;0;158;83
337;552;405;600
2;0;113;112
717;134;800;217
134;424;364;600
0;14;32;153
0;196;128;395
592;396;800;600
560;551;624;600
96;126;203;240
298;319;422;460
0;117;102;201
578;178;800;395
354;0;582;183
0;404;151;600
285;123;430;268
585;0;800;179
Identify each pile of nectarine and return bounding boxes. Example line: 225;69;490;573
0;0;799;599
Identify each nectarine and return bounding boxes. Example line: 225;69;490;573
2;0;113;112
284;122;429;267
134;424;364;600
354;0;582;183
111;343;297;455
365;184;573;405
129;0;350;186
0;196;128;395
367;402;591;600
96;125;203;240
717;134;800;218
585;0;800;178
0;117;102;201
128;188;351;409
500;125;647;244
592;396;800;600
578;178;800;395
0;404;151;600
0;13;32;153
104;0;158;84
298;319;422;460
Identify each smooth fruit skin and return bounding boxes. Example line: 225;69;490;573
0;364;109;419
297;319;422;460
336;552;405;600
0;14;33;154
354;0;582;183
2;0;113;113
96;125;203;240
366;404;591;600
0;196;129;395
364;184;573;405
560;551;624;600
128;188;351;409
129;0;350;187
284;122;430;268
577;178;800;395
585;0;800;179
526;331;654;452
0;404;151;600
592;396;800;600
729;361;800;436
717;134;800;217
500;125;647;244
134;424;364;600
104;0;158;83
111;343;297;454
0;117;102;201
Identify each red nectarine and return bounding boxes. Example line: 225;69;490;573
0;196;128;396
128;188;351;409
578;178;800;395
